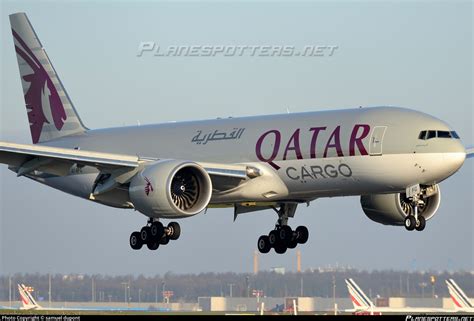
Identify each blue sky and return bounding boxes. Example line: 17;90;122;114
0;0;472;275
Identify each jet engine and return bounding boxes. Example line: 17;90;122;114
360;185;441;225
129;160;212;218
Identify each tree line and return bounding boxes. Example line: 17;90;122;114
0;270;472;303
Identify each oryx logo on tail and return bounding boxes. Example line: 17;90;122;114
12;29;67;144
9;12;86;144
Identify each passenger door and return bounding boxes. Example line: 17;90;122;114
369;126;387;156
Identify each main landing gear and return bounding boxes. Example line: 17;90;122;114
257;204;309;254
130;219;181;250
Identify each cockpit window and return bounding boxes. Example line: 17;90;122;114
418;130;461;140
427;130;437;139
437;131;452;138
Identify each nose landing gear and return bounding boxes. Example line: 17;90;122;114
404;185;428;232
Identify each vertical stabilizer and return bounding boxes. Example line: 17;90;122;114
18;284;41;310
345;278;374;310
9;12;87;144
446;279;474;310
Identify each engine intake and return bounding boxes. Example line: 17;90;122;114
360;185;441;226
129;160;212;218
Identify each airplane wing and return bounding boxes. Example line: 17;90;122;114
0;141;254;191
0;141;139;171
466;146;474;159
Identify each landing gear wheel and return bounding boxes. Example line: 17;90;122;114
257;235;271;254
287;237;298;249
268;230;278;247
404;216;416;231
147;240;160;250
167;222;181;240
150;221;164;238
296;226;309;244
160;236;170;245
130;232;142;250
279;225;293;243
140;226;151;243
415;216;426;231
274;241;287;254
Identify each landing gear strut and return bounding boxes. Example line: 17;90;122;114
129;218;181;250
257;204;309;254
404;185;427;232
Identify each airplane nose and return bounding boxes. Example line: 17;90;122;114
443;141;466;175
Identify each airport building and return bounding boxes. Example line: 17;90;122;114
197;296;459;313
0;296;461;313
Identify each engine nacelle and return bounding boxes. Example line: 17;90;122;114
129;160;212;218
360;185;441;226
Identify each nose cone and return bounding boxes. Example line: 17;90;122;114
443;141;466;176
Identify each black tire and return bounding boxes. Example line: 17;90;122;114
150;221;164;238
268;230;278;246
415;216;426;231
257;235;271;254
130;232;142;250
140;226;151;243
296;226;309;244
287;237;298;249
404;216;416;231
274;242;287;254
160;236;170;245
279;225;293;243
147;241;160;250
168;222;181;240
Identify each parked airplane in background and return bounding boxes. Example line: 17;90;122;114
17;283;161;312
1;13;473;254
345;278;449;314
18;284;44;310
446;279;474;313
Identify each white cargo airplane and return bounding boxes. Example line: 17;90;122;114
345;278;449;314
446;279;474;313
1;13;473;254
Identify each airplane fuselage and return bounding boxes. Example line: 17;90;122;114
31;106;466;208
